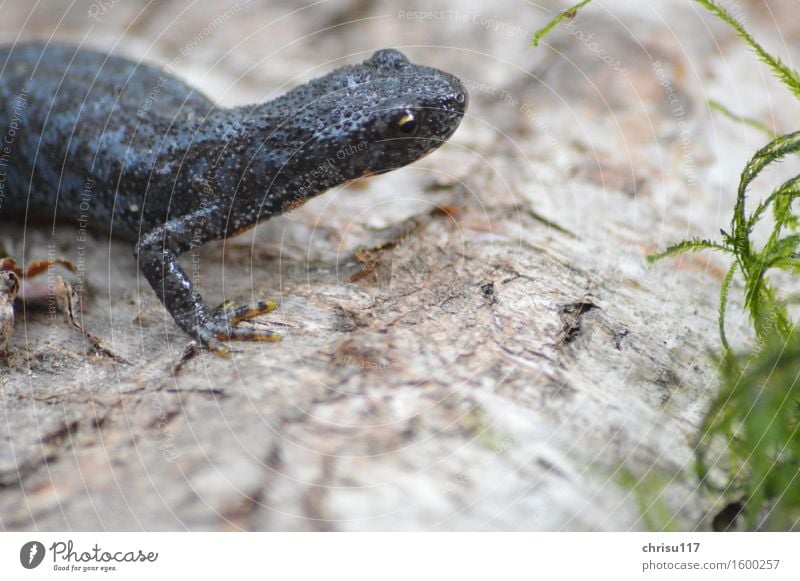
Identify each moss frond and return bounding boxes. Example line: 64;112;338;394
647;238;732;264
708;99;777;138
532;0;594;46
694;0;800;100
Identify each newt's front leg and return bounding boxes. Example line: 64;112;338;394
133;205;280;355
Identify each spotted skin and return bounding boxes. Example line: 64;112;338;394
0;44;467;354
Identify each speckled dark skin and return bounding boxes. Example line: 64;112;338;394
0;43;467;354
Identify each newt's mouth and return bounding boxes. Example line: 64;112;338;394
361;167;396;177
362;167;396;177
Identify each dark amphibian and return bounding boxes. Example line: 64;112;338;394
0;44;467;354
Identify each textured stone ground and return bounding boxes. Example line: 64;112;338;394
1;0;798;530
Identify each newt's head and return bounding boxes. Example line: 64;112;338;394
269;49;467;192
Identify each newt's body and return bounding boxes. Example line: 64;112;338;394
0;43;467;353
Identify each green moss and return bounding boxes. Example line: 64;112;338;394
618;470;683;532
533;0;800;530
699;335;800;530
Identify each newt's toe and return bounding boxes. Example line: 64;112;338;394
218;326;282;342
229;300;277;325
197;299;281;355
196;328;231;357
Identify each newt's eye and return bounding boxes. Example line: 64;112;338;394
390;109;421;137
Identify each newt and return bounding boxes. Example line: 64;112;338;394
0;44;467;354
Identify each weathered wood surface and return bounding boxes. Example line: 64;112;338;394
1;0;798;530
